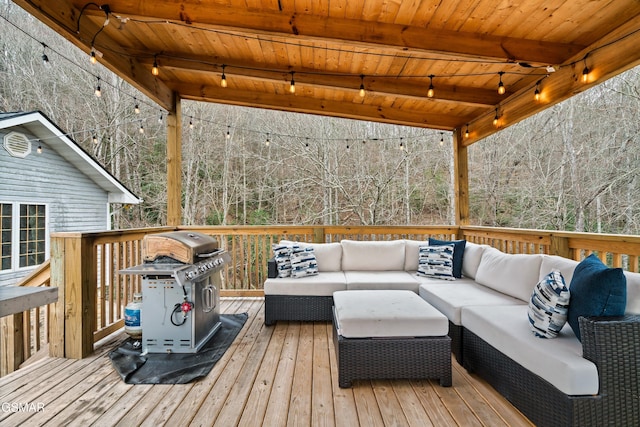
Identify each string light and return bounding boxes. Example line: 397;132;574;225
305;137;310;147
493;108;499;127
534;82;541;102
94;76;101;97
465;124;470;138
582;58;590;83
427;75;435;98
399;137;404;150
220;65;227;88
265;133;270;146
41;42;49;66
90;46;97;64
158;112;163;123
139;122;144;134
289;71;295;94
189;117;194;129
92;135;98;144
359;74;365;97
497;71;506;95
134;98;140;114
346;138;350;149
152;55;159;76
226;125;231;139
440;132;444;146
37;143;42;154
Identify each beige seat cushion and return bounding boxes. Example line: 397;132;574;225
333;290;448;338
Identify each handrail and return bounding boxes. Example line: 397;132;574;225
40;225;640;360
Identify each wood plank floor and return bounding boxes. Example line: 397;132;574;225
0;298;533;426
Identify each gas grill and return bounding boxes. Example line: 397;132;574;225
120;231;230;354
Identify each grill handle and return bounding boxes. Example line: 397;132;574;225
197;249;223;258
202;285;216;312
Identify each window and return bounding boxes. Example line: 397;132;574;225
1;204;11;271
0;203;48;272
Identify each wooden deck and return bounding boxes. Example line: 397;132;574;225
0;298;533;426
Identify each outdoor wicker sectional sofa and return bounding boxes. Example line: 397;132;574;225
264;239;640;427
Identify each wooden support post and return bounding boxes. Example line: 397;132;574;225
453;128;469;232
0;313;24;376
49;236;65;357
313;227;326;243
50;233;97;359
550;235;572;259
167;95;182;226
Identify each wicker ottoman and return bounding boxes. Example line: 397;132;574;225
332;290;451;388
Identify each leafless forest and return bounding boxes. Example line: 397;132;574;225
1;4;639;234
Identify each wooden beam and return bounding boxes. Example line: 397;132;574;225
155;57;504;107
100;1;584;65
462;17;640;146
166;96;182;226
453;128;469;226
176;84;464;130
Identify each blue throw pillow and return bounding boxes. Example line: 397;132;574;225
567;254;626;341
428;238;466;278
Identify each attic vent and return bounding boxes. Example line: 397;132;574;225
3;131;32;158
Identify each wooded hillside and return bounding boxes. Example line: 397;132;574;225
1;4;638;234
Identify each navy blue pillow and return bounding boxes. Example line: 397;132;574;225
567;254;626;341
428;238;466;278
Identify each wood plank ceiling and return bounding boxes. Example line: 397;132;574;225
13;0;640;145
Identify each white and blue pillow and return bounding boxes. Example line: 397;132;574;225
290;246;319;278
417;244;455;280
272;243;295;278
528;270;570;338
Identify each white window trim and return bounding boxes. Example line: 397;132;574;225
0;201;50;274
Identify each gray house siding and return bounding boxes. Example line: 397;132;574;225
1;128;109;286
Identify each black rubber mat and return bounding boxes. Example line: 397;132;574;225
109;313;248;384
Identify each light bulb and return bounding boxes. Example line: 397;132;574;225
497;72;505;95
90;48;97;64
427;75;435;98
359;84;365;98
42;53;49;66
534;87;540;102
37;145;42;154
134;103;140;114
582;66;589;83
152;57;159;76
221;65;228;87
189;119;193;129
226;127;231;139
94;84;101;97
289;72;296;94
464;125;470;139
93;135;98;144
139;124;144;134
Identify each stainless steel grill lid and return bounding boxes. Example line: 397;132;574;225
143;231;219;263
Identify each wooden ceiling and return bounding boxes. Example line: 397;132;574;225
14;0;640;145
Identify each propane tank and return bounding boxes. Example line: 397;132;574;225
124;293;142;338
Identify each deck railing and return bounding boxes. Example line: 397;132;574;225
0;261;53;376
3;225;639;371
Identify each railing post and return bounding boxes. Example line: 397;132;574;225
50;233;97;359
0;314;24;375
549;234;571;259
313;226;326;243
